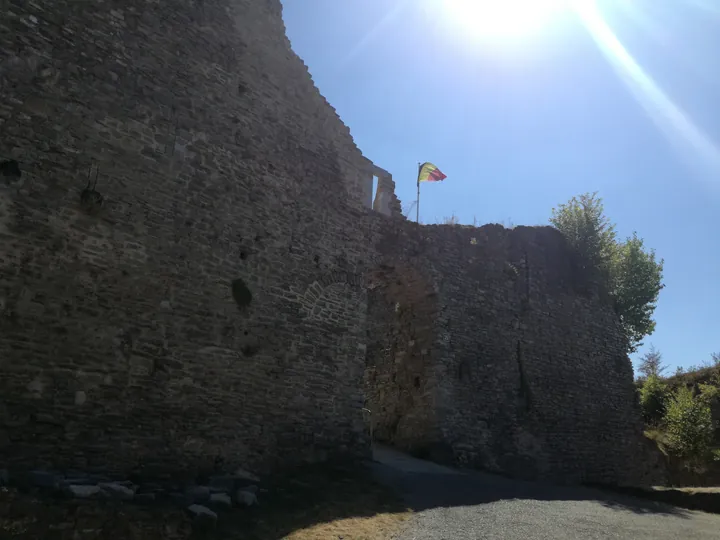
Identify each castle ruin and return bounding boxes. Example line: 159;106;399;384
0;0;659;485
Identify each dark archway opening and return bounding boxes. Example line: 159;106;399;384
364;264;439;456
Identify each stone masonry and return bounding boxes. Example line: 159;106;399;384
0;0;661;486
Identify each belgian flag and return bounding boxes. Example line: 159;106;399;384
417;162;447;183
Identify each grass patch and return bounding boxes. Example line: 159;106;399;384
644;428;670;456
230;462;411;539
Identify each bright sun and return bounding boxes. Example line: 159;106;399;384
441;0;567;39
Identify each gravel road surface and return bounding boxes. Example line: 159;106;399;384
371;445;720;540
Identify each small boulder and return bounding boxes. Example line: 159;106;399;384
210;492;232;508
208;475;235;493
186;485;211;503
62;475;96;487
67;485;101;499
235;488;258;507
99;482;135;501
135;493;156;504
233;467;260;483
187;504;217;529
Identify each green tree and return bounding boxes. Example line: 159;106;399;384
637;345;667;380
550;192;664;353
549;192;616;279
663;386;715;465
611;234;664;350
639;374;668;425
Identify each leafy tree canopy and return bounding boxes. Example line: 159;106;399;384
550;192;664;353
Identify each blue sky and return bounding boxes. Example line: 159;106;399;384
280;0;720;373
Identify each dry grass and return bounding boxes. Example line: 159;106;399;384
233;463;411;539
281;512;411;540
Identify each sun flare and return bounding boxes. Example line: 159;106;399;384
441;0;567;39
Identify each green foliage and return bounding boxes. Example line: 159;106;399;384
663;386;715;464
698;382;720;402
611;234;664;351
549;192;616;279
550;192;664;353
639;374;668;425
637;345;666;379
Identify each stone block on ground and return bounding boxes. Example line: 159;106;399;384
233;467;260;484
235;488;258;507
209;492;232;508
134;492;157;504
208;475;235;493
98;482;135;500
62;475;96;486
187;504;217;530
67;484;102;499
186;485;211;503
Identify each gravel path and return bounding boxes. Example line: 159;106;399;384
371;445;720;540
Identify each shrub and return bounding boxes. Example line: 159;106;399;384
639;374;668;425
663;386;714;466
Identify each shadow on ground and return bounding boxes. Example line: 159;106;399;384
229;458;700;539
2;457;712;540
587;483;720;515
370;460;691;520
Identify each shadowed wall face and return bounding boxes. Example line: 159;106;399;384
0;0;377;475
0;1;660;486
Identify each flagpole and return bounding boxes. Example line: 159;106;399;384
416;162;421;223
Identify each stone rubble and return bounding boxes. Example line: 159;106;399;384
67;484;102;498
0;465;262;530
236;488;259;507
209;492;232;508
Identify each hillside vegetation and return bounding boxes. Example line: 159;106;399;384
638;350;720;486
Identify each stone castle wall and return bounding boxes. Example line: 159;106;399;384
1;0;659;485
0;0;377;476
364;223;661;485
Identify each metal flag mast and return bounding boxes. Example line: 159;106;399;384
415;161;446;223
416;161;421;223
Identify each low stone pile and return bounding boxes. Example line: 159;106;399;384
0;466;262;528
